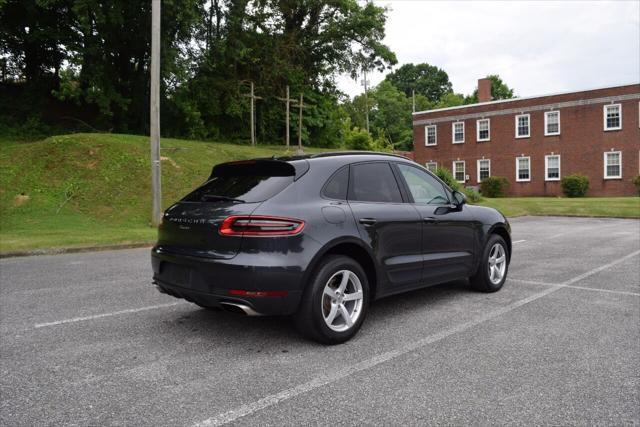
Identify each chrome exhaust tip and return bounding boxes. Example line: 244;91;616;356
219;302;262;316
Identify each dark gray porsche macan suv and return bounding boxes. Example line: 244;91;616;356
152;152;511;344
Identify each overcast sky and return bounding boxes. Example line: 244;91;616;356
337;0;640;98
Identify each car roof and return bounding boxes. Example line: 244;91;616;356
259;151;414;163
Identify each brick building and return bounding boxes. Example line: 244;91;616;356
412;80;640;196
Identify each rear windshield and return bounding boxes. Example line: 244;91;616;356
182;161;294;203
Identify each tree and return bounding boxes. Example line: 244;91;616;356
384;63;452;103
369;81;412;150
469;74;515;102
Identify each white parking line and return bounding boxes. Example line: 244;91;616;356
193;286;560;427
33;302;184;328
512;240;527;244
193;249;640;427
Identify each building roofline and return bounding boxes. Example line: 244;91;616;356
412;82;640;116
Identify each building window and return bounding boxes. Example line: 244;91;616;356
477;159;491;182
516;156;531;182
604;151;622;179
544;111;560;136
453;161;465;183
545;155;561;181
515;114;530;138
425;125;437;146
426;162;437;173
604;104;622;131
477;119;490;142
452;122;465;144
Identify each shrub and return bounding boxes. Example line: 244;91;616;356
561;174;589;197
435;167;461;191
480;176;510;198
463;187;482;203
345;129;374;151
633;176;640;196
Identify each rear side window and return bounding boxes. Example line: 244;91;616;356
323;166;349;200
349;162;402;203
183;161;294;203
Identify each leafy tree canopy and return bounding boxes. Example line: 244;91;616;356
383;63;452;102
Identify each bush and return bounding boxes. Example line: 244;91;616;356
463;187;482;203
480;176;510;198
434;167;461;191
633;176;640;196
561;174;589;197
345;129;374;151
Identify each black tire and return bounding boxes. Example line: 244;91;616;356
293;255;369;345
469;234;509;292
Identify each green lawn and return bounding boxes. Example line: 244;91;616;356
1;133;638;254
478;197;639;219
0;133;331;253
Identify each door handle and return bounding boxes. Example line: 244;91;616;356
359;218;377;226
423;217;438;223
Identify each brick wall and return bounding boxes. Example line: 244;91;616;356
412;84;640;196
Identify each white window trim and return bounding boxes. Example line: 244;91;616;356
452;122;465;144
544;111;561;136
544;155;561;181
476;119;490;142
477;159;491;183
453;161;466;183
515;114;531;138
604;151;622;179
603;104;622;131
516;156;531;182
425;125;437;146
425;162;437;172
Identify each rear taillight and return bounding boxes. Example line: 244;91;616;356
219;215;305;237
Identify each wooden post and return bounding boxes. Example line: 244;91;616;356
250;81;255;146
286;85;291;150
150;0;162;227
297;93;303;152
241;81;262;146
276;85;296;148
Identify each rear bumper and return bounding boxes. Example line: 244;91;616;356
151;247;304;315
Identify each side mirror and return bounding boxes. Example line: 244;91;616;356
452;190;467;207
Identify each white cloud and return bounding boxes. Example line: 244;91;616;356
337;0;640;98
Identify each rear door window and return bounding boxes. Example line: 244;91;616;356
183;161;294;203
348;162;403;203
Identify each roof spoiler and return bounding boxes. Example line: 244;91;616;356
210;159;309;180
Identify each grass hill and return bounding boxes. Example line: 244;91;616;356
1;133;638;254
0;133;330;252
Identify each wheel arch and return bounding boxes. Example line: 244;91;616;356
303;237;380;300
487;223;512;262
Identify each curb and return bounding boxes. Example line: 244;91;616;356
0;242;154;259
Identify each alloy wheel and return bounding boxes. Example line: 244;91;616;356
321;270;364;332
488;243;507;285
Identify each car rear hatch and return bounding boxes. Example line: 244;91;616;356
156;159;306;259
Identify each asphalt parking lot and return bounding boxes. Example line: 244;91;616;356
1;216;639;426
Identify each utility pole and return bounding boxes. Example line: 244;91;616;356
241;81;262;146
292;93;307;154
360;69;370;134
412;89;416;113
276;85;296;148
150;0;162;227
